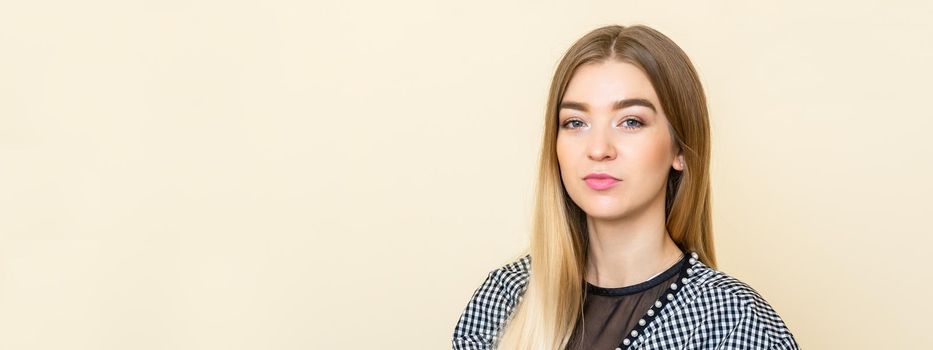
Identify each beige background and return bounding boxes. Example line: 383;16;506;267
1;0;931;349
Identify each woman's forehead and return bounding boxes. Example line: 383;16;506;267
562;61;659;110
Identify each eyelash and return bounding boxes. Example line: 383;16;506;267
560;118;644;130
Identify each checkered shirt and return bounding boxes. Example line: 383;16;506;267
451;252;800;349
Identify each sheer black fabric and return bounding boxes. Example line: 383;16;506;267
566;252;687;350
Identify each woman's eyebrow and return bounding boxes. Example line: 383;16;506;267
559;98;656;113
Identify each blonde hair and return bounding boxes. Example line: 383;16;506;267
495;24;717;349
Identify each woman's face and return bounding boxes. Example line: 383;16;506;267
556;60;684;221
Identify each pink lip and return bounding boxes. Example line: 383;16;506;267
583;173;621;190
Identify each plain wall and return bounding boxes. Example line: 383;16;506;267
1;0;931;348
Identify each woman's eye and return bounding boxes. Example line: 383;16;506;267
560;118;642;130
621;118;643;129
561;119;585;129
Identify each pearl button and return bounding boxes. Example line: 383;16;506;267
623;338;631;345
671;283;678;290
616;347;623;350
667;293;674;300
647;309;654;316
687;268;694;275
631;330;638;337
689;258;697;264
691;252;699;259
655;300;662;308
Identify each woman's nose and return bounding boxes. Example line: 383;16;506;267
586;127;617;161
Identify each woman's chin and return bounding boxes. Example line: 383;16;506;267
580;203;629;220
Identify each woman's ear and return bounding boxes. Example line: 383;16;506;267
672;153;685;172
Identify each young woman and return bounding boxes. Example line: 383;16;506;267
452;25;799;350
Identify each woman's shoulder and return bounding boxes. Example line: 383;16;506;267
491;253;532;292
469;253;532;303
451;254;531;349
677;257;800;349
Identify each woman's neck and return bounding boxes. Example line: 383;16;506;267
583;210;684;288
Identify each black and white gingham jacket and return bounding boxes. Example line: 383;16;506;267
452;251;800;349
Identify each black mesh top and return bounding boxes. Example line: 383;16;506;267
566;250;688;350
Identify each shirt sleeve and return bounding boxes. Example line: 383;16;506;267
717;297;801;350
451;267;525;350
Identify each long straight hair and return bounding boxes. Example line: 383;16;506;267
495;24;717;349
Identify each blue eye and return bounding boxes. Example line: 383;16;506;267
560;118;644;130
621;118;644;129
561;119;585;129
